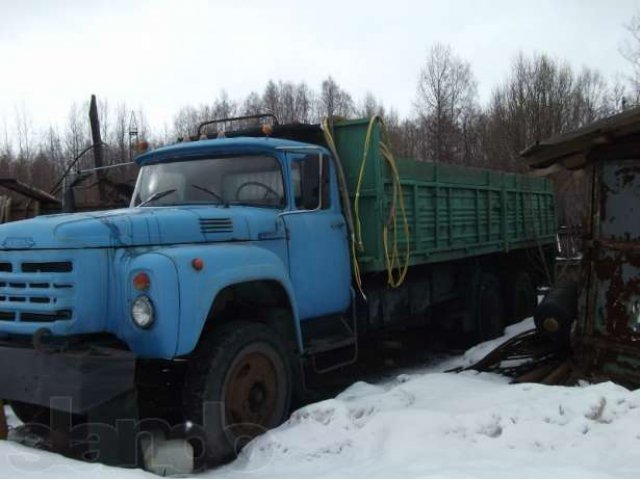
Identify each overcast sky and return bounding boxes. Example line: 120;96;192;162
1;0;639;140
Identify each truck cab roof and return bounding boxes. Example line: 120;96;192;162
136;136;329;166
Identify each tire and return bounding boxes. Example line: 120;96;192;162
475;273;506;341
183;321;293;466
511;271;537;323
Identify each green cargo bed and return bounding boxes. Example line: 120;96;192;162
331;118;556;273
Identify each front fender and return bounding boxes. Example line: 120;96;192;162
158;242;301;357
112;250;181;359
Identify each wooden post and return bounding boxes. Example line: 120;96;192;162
89;94;107;204
0;400;7;440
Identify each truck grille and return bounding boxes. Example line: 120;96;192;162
21;261;72;273
0;260;75;323
200;218;233;234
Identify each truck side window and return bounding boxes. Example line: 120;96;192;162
292;154;330;210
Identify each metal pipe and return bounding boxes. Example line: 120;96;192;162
78;162;135;174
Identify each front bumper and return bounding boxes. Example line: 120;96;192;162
0;338;135;414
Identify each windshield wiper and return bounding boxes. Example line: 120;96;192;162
138;188;177;207
191;184;225;205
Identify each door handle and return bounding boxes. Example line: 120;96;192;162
330;221;345;229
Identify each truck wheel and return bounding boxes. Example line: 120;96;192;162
183;321;293;466
476;273;506;341
511;271;537;322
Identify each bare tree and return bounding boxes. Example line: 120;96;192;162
357;92;386;118
64;102;88;164
319;76;354;119
243;91;263;117
110;103;132;163
294;82;314;123
278;82;296;123
415;43;477;163
0;116;12;186
45;126;64;173
262;80;281;120
173;105;201;139
135;106;150;142
480;53;611;226
98;97;110;147
484;53;609;169
607;77;629;113
211;91;237;120
14;102;34;163
571;68;609;124
259;80;316;123
0;116;11;160
620;11;640;101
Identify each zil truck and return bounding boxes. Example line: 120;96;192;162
0;115;556;467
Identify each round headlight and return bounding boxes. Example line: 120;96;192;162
131;295;154;329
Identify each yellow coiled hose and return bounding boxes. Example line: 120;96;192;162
323;116;410;292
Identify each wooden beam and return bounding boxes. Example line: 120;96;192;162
0;178;61;205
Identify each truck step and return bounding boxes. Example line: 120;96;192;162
304;335;356;355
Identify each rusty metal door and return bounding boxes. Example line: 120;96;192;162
590;160;640;345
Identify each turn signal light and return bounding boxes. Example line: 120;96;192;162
133;272;151;291
135;140;150;153
192;258;204;271
261;124;273;136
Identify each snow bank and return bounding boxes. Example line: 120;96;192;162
210;320;640;478
2;320;640;478
0;407;152;478
0;440;152;479
214;375;640;478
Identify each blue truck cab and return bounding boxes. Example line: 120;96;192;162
0;131;354;464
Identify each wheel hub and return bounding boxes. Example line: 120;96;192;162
224;351;278;437
248;383;266;412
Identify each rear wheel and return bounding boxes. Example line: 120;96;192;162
183;321;293;466
475;273;506;341
511;270;537;323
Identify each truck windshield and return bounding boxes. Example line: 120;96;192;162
131;155;285;208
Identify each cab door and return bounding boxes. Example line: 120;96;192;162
280;152;351;320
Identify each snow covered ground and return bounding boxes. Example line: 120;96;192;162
2;319;640;478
